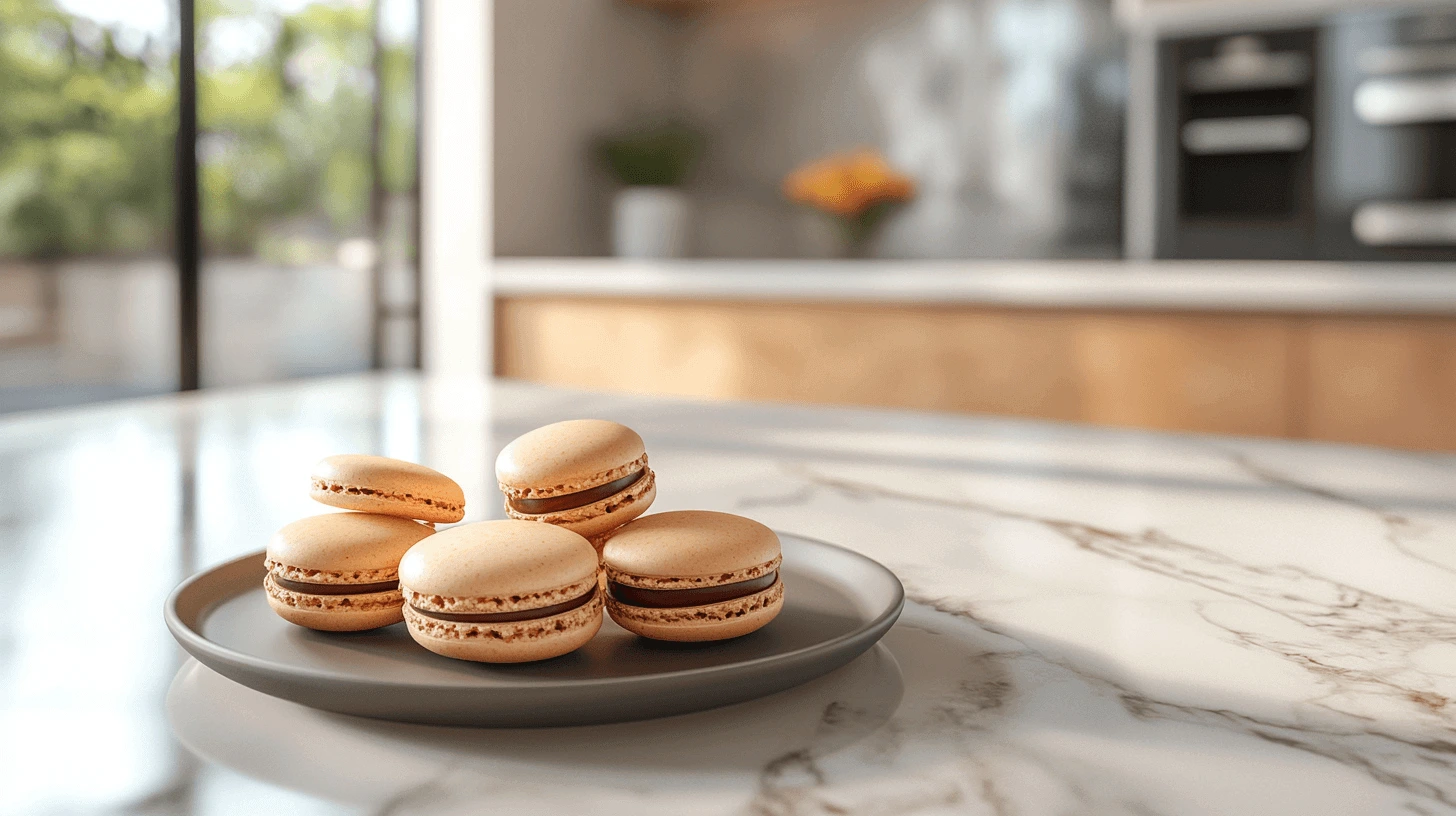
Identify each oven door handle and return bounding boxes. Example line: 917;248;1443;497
1180;115;1310;155
1353;75;1456;125
1352;201;1456;246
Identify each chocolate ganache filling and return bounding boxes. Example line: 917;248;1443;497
411;587;597;623
272;576;400;595
609;572;777;609
510;470;643;515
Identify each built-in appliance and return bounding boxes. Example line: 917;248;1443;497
1155;30;1320;259
1319;7;1456;259
1149;5;1456;261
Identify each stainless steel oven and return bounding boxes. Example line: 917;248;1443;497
1318;7;1456;260
1155;29;1320;259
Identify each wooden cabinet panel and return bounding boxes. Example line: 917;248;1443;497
1303;318;1456;451
496;298;1295;437
495;297;741;399
496;297;1456;450
1068;314;1295;436
495;298;1083;419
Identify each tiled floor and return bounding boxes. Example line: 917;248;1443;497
0;259;375;412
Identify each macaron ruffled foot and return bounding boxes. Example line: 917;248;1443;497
496;420;656;545
311;454;466;524
399;520;604;663
264;513;435;631
603;510;784;642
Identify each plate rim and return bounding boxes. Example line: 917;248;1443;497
163;531;905;692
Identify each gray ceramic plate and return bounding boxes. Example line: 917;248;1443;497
164;533;904;727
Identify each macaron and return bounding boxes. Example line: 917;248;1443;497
264;512;435;631
310;454;465;523
495;419;656;547
602;510;784;642
399;520;604;663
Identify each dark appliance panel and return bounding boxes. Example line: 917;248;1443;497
1157;30;1320;259
1319;8;1456;260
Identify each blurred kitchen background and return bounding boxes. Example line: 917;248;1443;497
3;0;1456;447
495;0;1126;260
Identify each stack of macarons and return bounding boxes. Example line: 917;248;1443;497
263;455;464;632
489;420;783;646
263;419;785;663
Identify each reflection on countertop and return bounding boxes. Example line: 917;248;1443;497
167;644;904;812
4;372;1456;814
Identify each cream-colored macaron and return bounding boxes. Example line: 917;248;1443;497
310;454;465;523
496;419;656;547
399;520;603;663
602;510;783;642
264;512;435;631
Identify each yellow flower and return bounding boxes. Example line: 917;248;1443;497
783;150;916;218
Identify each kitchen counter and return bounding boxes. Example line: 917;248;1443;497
1119;0;1456;35
7;373;1456;815
492;259;1456;450
491;258;1456;314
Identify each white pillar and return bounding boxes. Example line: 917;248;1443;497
420;0;491;379
419;0;492;516
1123;30;1159;262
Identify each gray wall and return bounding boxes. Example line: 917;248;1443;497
493;0;1124;259
492;1;675;256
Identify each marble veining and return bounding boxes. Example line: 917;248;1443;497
1228;451;1456;578
729;454;1456;815
5;373;1455;815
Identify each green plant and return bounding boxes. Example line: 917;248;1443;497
0;1;175;257
596;121;704;187
0;0;420;260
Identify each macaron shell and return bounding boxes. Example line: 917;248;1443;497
403;594;604;662
606;578;783;642
496;420;647;495
504;468;655;541
267;512;434;576
602;510;780;581
264;575;405;632
398;519;599;603
311;454;465;523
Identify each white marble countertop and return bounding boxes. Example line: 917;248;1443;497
491;257;1456;315
6;373;1456;815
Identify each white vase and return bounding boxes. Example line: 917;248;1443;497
612;187;690;258
793;210;849;259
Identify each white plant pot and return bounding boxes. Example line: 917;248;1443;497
612;187;690;258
